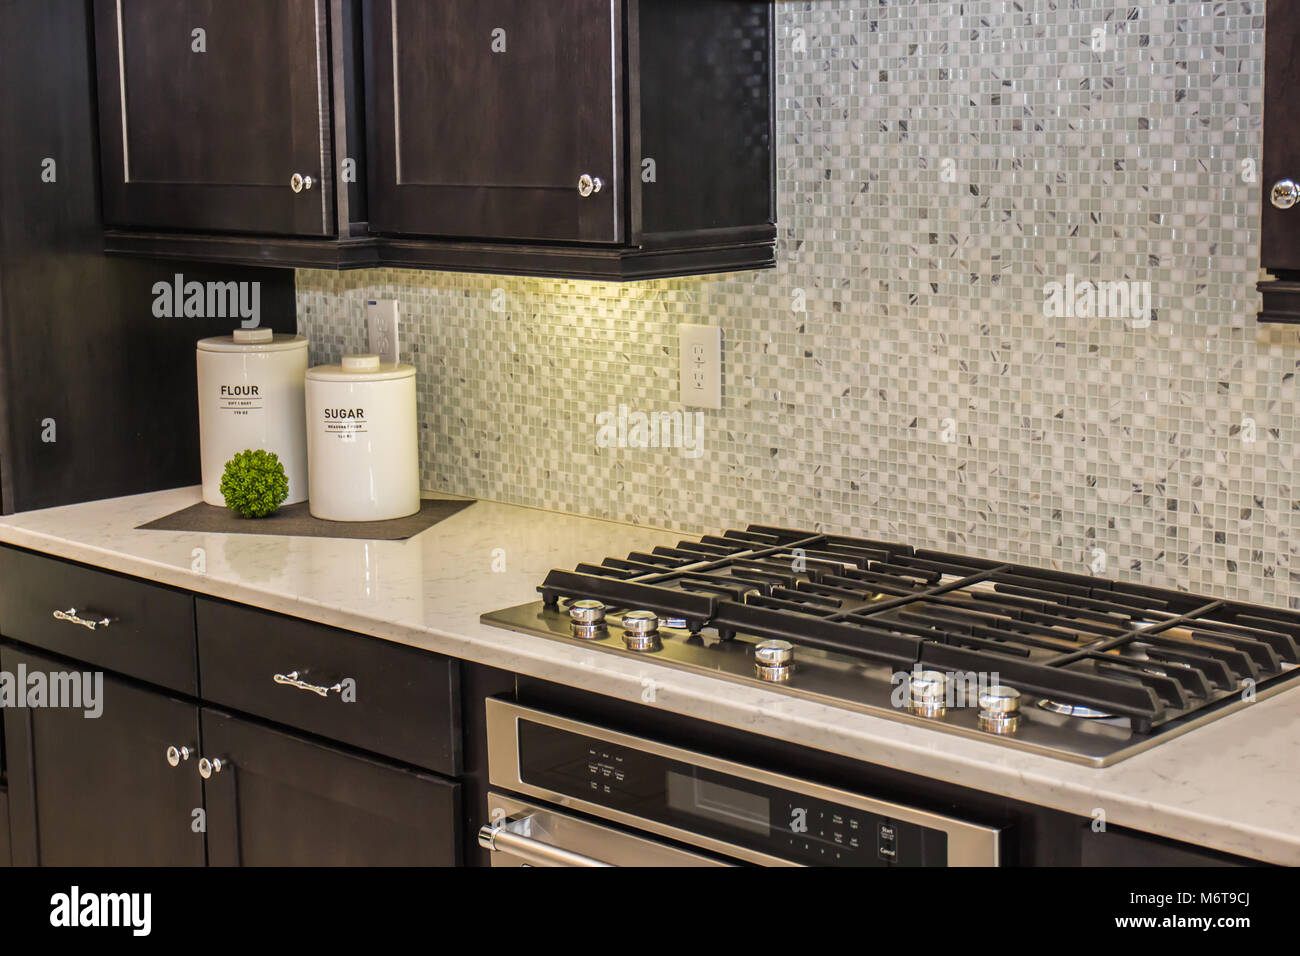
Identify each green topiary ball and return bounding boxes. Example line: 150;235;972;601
219;449;290;518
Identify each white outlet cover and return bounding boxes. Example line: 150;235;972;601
366;299;399;364
679;324;722;410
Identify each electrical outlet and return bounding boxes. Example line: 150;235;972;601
679;324;722;410
366;299;399;364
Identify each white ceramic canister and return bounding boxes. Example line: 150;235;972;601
196;329;309;507
305;354;419;521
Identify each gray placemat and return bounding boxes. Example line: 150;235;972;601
137;498;474;540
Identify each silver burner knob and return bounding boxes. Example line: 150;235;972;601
570;600;607;625
908;670;947;718
621;610;661;652
978;685;1022;735
754;640;794;682
569;600;607;640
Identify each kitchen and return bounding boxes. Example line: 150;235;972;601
0;0;1292;922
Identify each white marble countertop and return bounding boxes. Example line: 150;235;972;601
1;487;1297;864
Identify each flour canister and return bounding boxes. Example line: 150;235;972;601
196;329;309;507
305;354;419;521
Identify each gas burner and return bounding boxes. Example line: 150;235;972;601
485;522;1300;765
1037;699;1115;720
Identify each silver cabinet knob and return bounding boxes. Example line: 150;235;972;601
198;757;227;779
290;173;314;193
1272;179;1299;210
165;745;193;767
577;173;603;198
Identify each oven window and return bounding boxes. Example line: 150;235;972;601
666;771;770;837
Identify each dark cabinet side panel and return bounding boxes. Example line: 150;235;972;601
202;708;460;866
0;786;10;867
635;0;774;239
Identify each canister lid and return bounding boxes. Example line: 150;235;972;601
197;330;308;353
307;354;415;382
343;354;382;372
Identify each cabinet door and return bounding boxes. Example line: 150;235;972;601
367;0;623;243
1;646;205;866
201;708;460;866
93;0;335;236
1263;0;1300;271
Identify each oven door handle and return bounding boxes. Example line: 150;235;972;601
478;812;614;867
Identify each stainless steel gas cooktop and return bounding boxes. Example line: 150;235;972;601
481;525;1300;766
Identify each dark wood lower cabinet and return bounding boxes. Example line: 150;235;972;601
201;709;459;866
0;786;10;866
1;646;205;866
1;642;460;866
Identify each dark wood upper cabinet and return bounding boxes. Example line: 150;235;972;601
94;0;340;238
1260;0;1300;321
96;0;775;280
368;0;623;244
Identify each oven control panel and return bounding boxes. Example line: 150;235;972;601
519;719;951;866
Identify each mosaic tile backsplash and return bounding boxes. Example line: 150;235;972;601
296;0;1300;609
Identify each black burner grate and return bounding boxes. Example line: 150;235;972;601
540;525;1300;733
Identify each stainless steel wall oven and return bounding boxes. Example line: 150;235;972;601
479;699;1001;867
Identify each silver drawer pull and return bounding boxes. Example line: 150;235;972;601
273;670;343;698
166;745;194;767
52;607;112;631
478;813;613;867
198;756;227;779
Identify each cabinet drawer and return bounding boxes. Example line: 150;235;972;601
0;547;197;694
196;599;460;775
